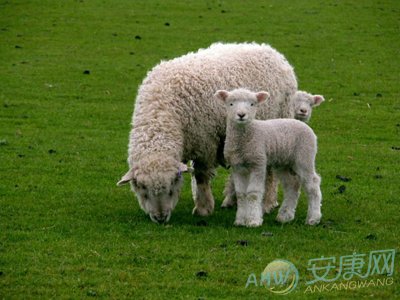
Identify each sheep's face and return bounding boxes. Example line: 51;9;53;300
293;91;325;122
118;161;192;224
215;89;270;124
132;173;183;224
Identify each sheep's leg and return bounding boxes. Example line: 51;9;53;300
221;173;236;208
275;170;301;224
232;170;249;226
243;166;265;227
192;169;215;217
302;172;322;225
263;168;279;214
190;174;197;203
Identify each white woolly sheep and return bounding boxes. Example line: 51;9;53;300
216;88;322;227
117;42;297;223
220;90;325;212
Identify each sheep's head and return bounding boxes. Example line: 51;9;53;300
292;91;325;122
117;156;193;224
215;88;269;124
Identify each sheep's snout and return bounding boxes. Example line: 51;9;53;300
150;211;171;224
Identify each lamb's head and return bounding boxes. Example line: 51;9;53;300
292;91;325;122
215;88;270;124
117;156;193;224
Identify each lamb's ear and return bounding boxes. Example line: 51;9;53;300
117;168;135;186
256;91;270;103
312;95;325;107
214;90;230;102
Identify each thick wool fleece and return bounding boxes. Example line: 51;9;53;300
127;42;297;189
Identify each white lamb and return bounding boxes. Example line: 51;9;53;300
216;88;322;227
292;91;325;122
221;90;325;211
117;42;298;223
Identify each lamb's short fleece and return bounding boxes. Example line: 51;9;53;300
216;88;322;227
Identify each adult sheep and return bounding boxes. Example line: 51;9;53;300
117;42;297;224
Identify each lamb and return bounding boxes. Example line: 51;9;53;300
117;42;298;224
216;88;322;227
292;91;325;122
220;90;325;211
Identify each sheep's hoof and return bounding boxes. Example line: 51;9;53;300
276;211;295;223
192;206;213;216
221;197;236;209
264;201;279;214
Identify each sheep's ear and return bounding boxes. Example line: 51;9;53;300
256;91;270;103
214;90;230;102
312;95;325;106
117;168;135;186
178;162;194;174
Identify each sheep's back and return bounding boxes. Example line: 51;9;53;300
131;43;298;167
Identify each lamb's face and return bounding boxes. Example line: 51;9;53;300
293;91;325;122
215;89;269;124
227;97;259;124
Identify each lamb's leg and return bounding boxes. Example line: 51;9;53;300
263;168;279;214
302;172;322;225
276;170;301;224
221;173;236;208
232;170;249;226
192;169;215;216
224;168;276;211
243;166;265;227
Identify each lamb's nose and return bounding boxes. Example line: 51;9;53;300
238;113;246;119
300;109;307;114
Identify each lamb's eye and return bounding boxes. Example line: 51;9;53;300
251;103;254;106
230;103;233;106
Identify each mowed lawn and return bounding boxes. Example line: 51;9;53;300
1;0;399;299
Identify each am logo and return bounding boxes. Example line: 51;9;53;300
246;259;299;295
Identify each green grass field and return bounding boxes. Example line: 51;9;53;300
1;0;399;299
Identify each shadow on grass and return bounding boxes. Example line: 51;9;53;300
107;193;334;233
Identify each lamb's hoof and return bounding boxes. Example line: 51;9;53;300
306;214;321;226
234;219;246;227
276;211;295;224
264;201;279;214
234;218;263;227
192;206;213;216
221;197;236;209
246;219;263;227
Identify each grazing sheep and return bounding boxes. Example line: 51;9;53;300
221;90;325;211
117;42;297;224
293;91;325;122
216;88;322;227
